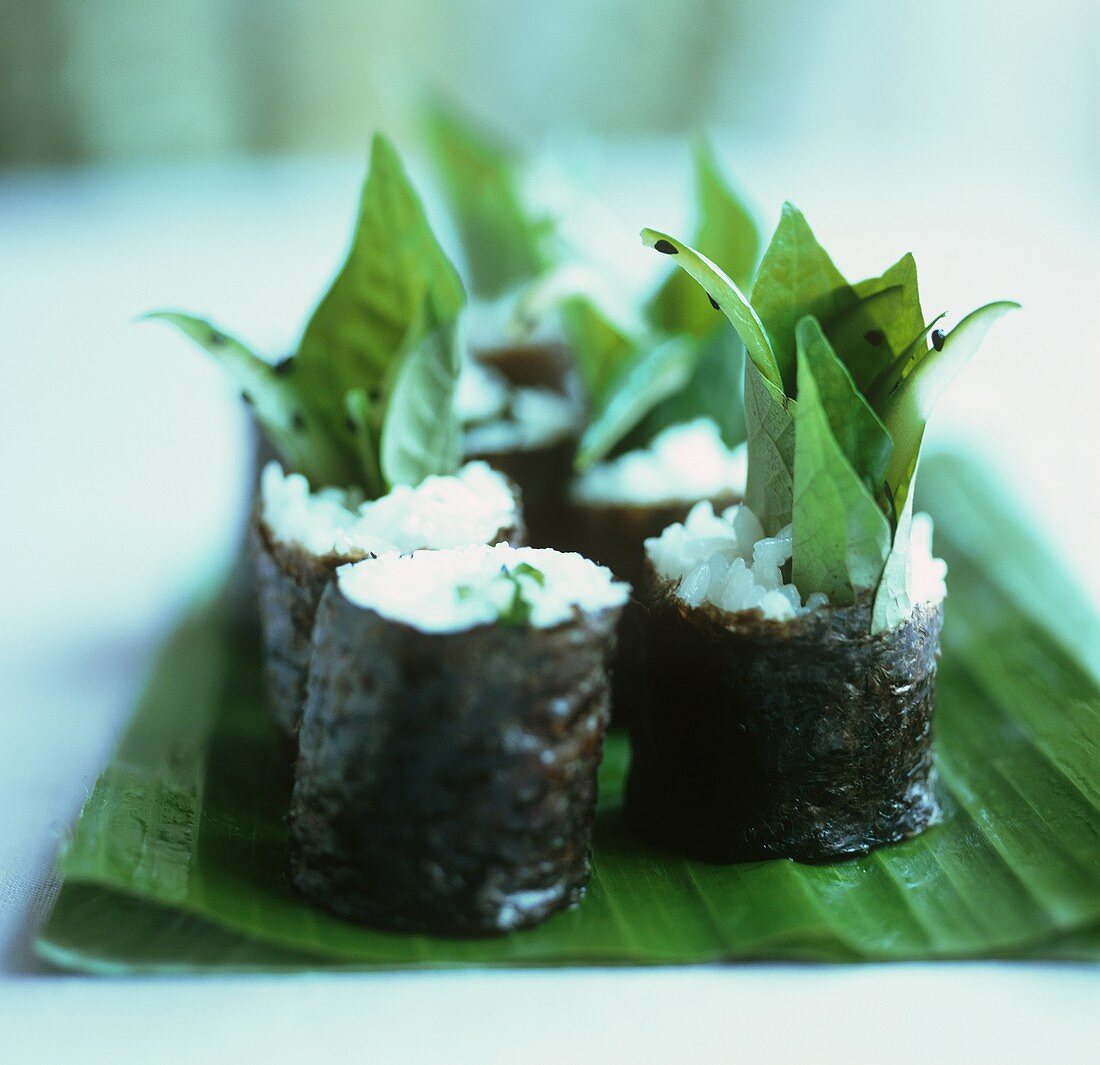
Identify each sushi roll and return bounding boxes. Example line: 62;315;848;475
565;419;746;725
630;506;945;860
253;460;522;738
288;543;629;933
459;343;585;548
624;203;1016;861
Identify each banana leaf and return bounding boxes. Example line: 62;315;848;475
36;453;1100;972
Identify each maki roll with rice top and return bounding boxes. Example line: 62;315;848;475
254;461;520;735
290;544;628;933
628;201;1017;860
149;133;522;737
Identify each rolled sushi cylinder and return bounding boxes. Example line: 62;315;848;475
253;460;522;738
565;418;746;726
288;543;629;933
459;344;585;548
627;504;946;862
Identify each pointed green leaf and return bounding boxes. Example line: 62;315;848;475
421;98;548;299
620;329;746;453
743;357;796;534
865;313;947;414
751;202;858;392
883;301;1019;494
646;138;760;336
144;311;356;486
796;316;893;493
853;252;925;359
640;227;782;390
822;283;908;392
298;133;466;397
792;343;891;603
575;334;701;469
379;311;463;488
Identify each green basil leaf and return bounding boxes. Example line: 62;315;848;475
792;342;891;603
795;316;893;494
620;329;746;453
297;133;465;414
575;333;701;469
751;202;858;393
645;138;761;336
853;252;925;361
640;228;782;390
864;313;947;414
743;357;796;535
883;301;1019;498
421;98;549;299
379;309;463;488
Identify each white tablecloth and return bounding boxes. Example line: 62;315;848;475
1;152;1096;1064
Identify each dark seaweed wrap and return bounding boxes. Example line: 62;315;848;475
251;493;524;740
464;343;584;549
561;493;739;727
288;586;623;934
628;570;943;862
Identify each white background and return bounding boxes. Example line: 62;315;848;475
1;149;1097;1063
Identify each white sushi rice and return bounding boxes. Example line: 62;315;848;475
260;461;518;559
646;502;947;623
571;419;748;506
337;543;630;634
458;358;578;454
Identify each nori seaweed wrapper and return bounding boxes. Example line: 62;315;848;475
288;586;624;934
627;569;943;862
251;493;524;741
464;342;584;549
560;492;739;728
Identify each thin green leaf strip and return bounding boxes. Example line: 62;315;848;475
575;334;702;469
379;310;463;488
645;138;760;336
883;301;1019;495
792;341;891;602
641;227;782;389
742;357;795;534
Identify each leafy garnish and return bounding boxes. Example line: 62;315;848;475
148;133;466;494
575;334;702;469
882;301;1019;504
497;563;546;626
646;139;761;336
558;296;636;408
642;205;1014;625
620;329;746;453
795;317;892;493
750;202;858;392
640;228;782;389
421;98;551;300
791;340;891;603
743;359;796;534
379;307;463;488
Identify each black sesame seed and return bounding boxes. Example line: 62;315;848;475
654;238;678;255
368;387;382;402
208;330;227;346
708;294;720;311
240;391;254;406
931;328;946;351
292;412;306;431
274;356;295;376
864;329;886;347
